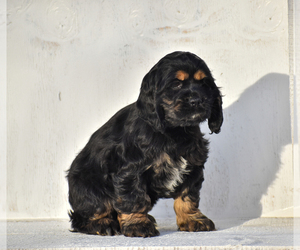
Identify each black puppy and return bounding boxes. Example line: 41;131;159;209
67;51;223;237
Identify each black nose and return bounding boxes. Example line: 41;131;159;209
188;97;202;107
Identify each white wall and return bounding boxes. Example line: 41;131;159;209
291;0;300;245
1;0;7;248
6;0;294;220
291;0;300;220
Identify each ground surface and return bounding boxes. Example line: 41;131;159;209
4;217;300;250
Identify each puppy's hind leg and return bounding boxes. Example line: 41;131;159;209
86;208;120;236
69;202;120;236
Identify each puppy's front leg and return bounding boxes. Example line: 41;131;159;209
117;213;159;237
113;167;159;237
174;193;215;232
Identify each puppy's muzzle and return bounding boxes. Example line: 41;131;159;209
186;96;203;107
184;92;206;108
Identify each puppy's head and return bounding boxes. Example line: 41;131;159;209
137;51;223;134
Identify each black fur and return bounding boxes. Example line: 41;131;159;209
67;51;223;237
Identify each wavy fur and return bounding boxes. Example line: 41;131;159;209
67;51;223;237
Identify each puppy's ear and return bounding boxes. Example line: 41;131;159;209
208;88;223;134
137;69;165;133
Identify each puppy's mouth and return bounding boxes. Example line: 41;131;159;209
191;113;204;120
182;111;209;124
181;101;210;120
168;109;210;127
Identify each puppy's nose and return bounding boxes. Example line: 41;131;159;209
188;97;202;107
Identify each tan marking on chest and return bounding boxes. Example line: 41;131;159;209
149;153;190;192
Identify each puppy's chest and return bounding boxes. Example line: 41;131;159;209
147;152;190;196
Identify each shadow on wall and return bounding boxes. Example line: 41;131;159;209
201;73;291;222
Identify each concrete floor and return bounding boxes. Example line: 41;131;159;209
4;217;300;250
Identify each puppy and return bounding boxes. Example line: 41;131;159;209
67;51;223;237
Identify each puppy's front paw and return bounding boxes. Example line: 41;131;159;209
118;213;160;237
174;196;215;232
177;213;215;232
122;219;160;237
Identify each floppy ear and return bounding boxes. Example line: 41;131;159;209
208;89;223;134
136;70;165;133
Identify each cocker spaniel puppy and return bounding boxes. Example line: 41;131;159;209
67;51;223;237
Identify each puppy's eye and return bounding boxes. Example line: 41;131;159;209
199;77;213;88
171;82;183;90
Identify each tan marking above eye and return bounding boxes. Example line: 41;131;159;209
194;70;207;81
176;70;189;81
